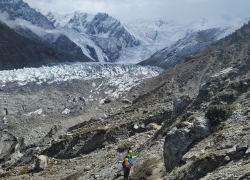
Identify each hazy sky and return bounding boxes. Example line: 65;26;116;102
23;0;250;22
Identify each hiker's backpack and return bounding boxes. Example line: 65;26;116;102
124;161;131;169
128;149;133;157
128;157;134;165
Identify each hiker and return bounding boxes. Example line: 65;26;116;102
122;156;131;180
128;146;133;158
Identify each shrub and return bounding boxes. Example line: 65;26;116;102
206;105;234;126
132;158;158;180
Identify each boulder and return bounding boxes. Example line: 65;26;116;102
84;165;92;171
0;130;18;162
34;155;49;171
226;145;238;155
173;96;191;115
122;99;132;104
163;116;210;172
62;108;70;114
199;83;211;97
146;123;162;130
104;98;112;104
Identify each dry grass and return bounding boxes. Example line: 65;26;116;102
132;158;159;180
19;165;32;175
64;172;81;180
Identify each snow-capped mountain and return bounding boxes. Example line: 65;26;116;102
0;0;93;62
46;11;140;62
0;21;93;70
0;0;249;68
120;17;248;67
0;0;55;30
46;11;249;65
139;17;249;68
138;27;229;69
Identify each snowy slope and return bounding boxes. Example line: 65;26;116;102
119;16;250;64
46;11;140;62
46;11;249;64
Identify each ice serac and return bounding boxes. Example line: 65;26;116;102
0;63;163;98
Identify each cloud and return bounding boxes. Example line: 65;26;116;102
0;12;16;28
0;12;61;40
23;0;250;22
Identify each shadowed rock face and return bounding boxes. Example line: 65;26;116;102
0;130;18;163
0;22;93;70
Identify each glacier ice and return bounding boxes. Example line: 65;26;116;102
0;62;163;88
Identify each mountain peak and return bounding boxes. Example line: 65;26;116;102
0;0;55;30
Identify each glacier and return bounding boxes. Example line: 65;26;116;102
0;62;163;97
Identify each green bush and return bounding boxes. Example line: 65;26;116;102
206;105;233;126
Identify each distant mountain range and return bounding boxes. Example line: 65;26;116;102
0;0;249;70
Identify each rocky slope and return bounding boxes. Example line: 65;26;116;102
0;14;250;180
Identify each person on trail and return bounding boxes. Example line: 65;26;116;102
128;146;133;158
122;156;131;180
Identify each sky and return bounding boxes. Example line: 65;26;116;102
23;0;250;22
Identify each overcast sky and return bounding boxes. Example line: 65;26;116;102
22;0;250;22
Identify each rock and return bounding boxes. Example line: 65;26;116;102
84;165;92;171
163;116;210;172
237;145;248;152
0;130;18;162
245;147;250;155
79;97;85;103
226;145;238;155
224;156;230;161
182;150;205;163
122;99;132;104
146;123;162;130
34;155;49;171
0;117;9;129
199;83;211;97
104;98;112;104
62;108;70;114
192;116;211;138
173;96;191;115
97;126;109;132
176;121;192;129
134;124;139;129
